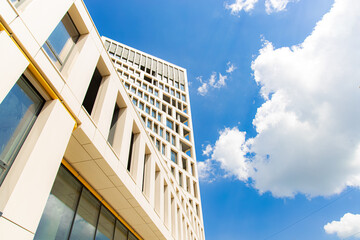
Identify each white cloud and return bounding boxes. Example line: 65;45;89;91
198;159;215;182
202;144;213;156
225;0;258;15
205;0;360;198
226;62;237;73
265;0;297;14
196;64;231;95
324;213;360;239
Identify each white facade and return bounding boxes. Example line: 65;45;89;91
0;0;205;240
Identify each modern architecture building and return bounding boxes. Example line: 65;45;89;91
0;0;205;239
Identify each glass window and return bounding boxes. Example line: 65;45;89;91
137;91;142;98
124;83;130;90
180;84;185;91
95;207;115;240
145;106;150;114
43;13;80;69
166;119;173;130
139;102;144;110
176;92;180;98
154;90;158;97
157;113;161;122
150;98;154;105
132;98;137;106
171;135;175;145
171;150;177;163
159;84;163;90
131;87;136;94
69;189;101;240
166;132;170;141
34;167;82;240
162;144;166;155
0;76;44;185
148;87;153;93
156;101;160;108
170;89;175;96
151;110;156;118
144;94;148;101
182;95;186;102
83;68;102;115
159;128;163;137
147;120;151;129
114;221;128;240
165;86;169;92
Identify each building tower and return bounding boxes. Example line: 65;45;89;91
0;0;205;239
103;36;204;236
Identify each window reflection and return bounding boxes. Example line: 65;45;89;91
43;13;80;69
0;75;44;185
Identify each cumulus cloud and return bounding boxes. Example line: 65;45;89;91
265;0;297;14
202;0;360;198
225;0;258;15
324;213;360;239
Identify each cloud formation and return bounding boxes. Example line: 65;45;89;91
225;0;258;15
201;0;360;198
225;0;297;15
324;213;360;239
197;62;235;96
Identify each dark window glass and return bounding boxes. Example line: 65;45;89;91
0;76;44;185
83;68;103;115
108;104;120;146
34;167;82;240
114;221;128;240
43;13;80;69
69;189;100;240
95;206;115;240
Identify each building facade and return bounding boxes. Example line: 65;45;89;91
0;0;205;239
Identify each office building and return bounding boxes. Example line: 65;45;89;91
0;0;205;239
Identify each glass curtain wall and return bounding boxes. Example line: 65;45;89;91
34;166;139;240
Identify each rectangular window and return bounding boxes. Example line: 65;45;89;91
157;113;161;122
159;128;163;137
152;110;156;118
132;98;137;106
43;13;80;69
145;106;150;114
154;90;159;97
171;150;177;163
162;144;166;155
180;84;185;91
166;119;173;130
0;76;44;185
150;98;154;105
139;102;144;110
107;104;120;146
82;67;102;115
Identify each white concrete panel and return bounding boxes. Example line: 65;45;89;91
21;0;73;46
0;217;34;240
1;100;75;233
10;16;41;57
0;31;28;103
66;34;100;103
33;49;65;94
0;0;17;24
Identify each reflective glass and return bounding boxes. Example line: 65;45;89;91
0;76;44;184
114;221;128;240
43;13;79;68
95;207;115;240
69;189;100;240
34;167;82;240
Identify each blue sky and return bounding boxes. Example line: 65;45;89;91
84;0;360;239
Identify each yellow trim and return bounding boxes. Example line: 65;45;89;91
0;21;78;130
61;159;143;240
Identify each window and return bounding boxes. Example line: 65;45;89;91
182;95;186;102
156;140;160;151
180;84;185;91
147;120;151;129
176;92;180;98
165;86;169;92
150;98;154;105
144;94;148;101
154;90;158;97
159;127;163;137
171;150;177;163
166;119;173;130
159;83;163;90
145;106;150;114
125;83;130;89
82;68;102;115
132;98;137;106
148;87;153;94
170;89;175;96
34;166;139;240
157;113;162;122
152;110;156;118
137;91;142;98
108;104;120;146
0;76;44;185
139;102;144;110
43;13;80;69
175;82;179;88
156;101;160;108
162;144;166;155
171;135;175;146
166;131;170;141
131;87;136;94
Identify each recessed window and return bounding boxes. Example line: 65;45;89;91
139;102;144;110
166;119;173;130
145;106;150;114
157;113;161;122
82;67;102;115
152;110;156;118
150;98;154;105
43;13;80;69
171;150;177;164
180;84;185;91
0;76;44;185
159;127;163;137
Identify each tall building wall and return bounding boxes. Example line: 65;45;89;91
0;0;205;240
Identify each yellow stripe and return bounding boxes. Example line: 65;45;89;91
61;159;143;240
0;21;78;130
